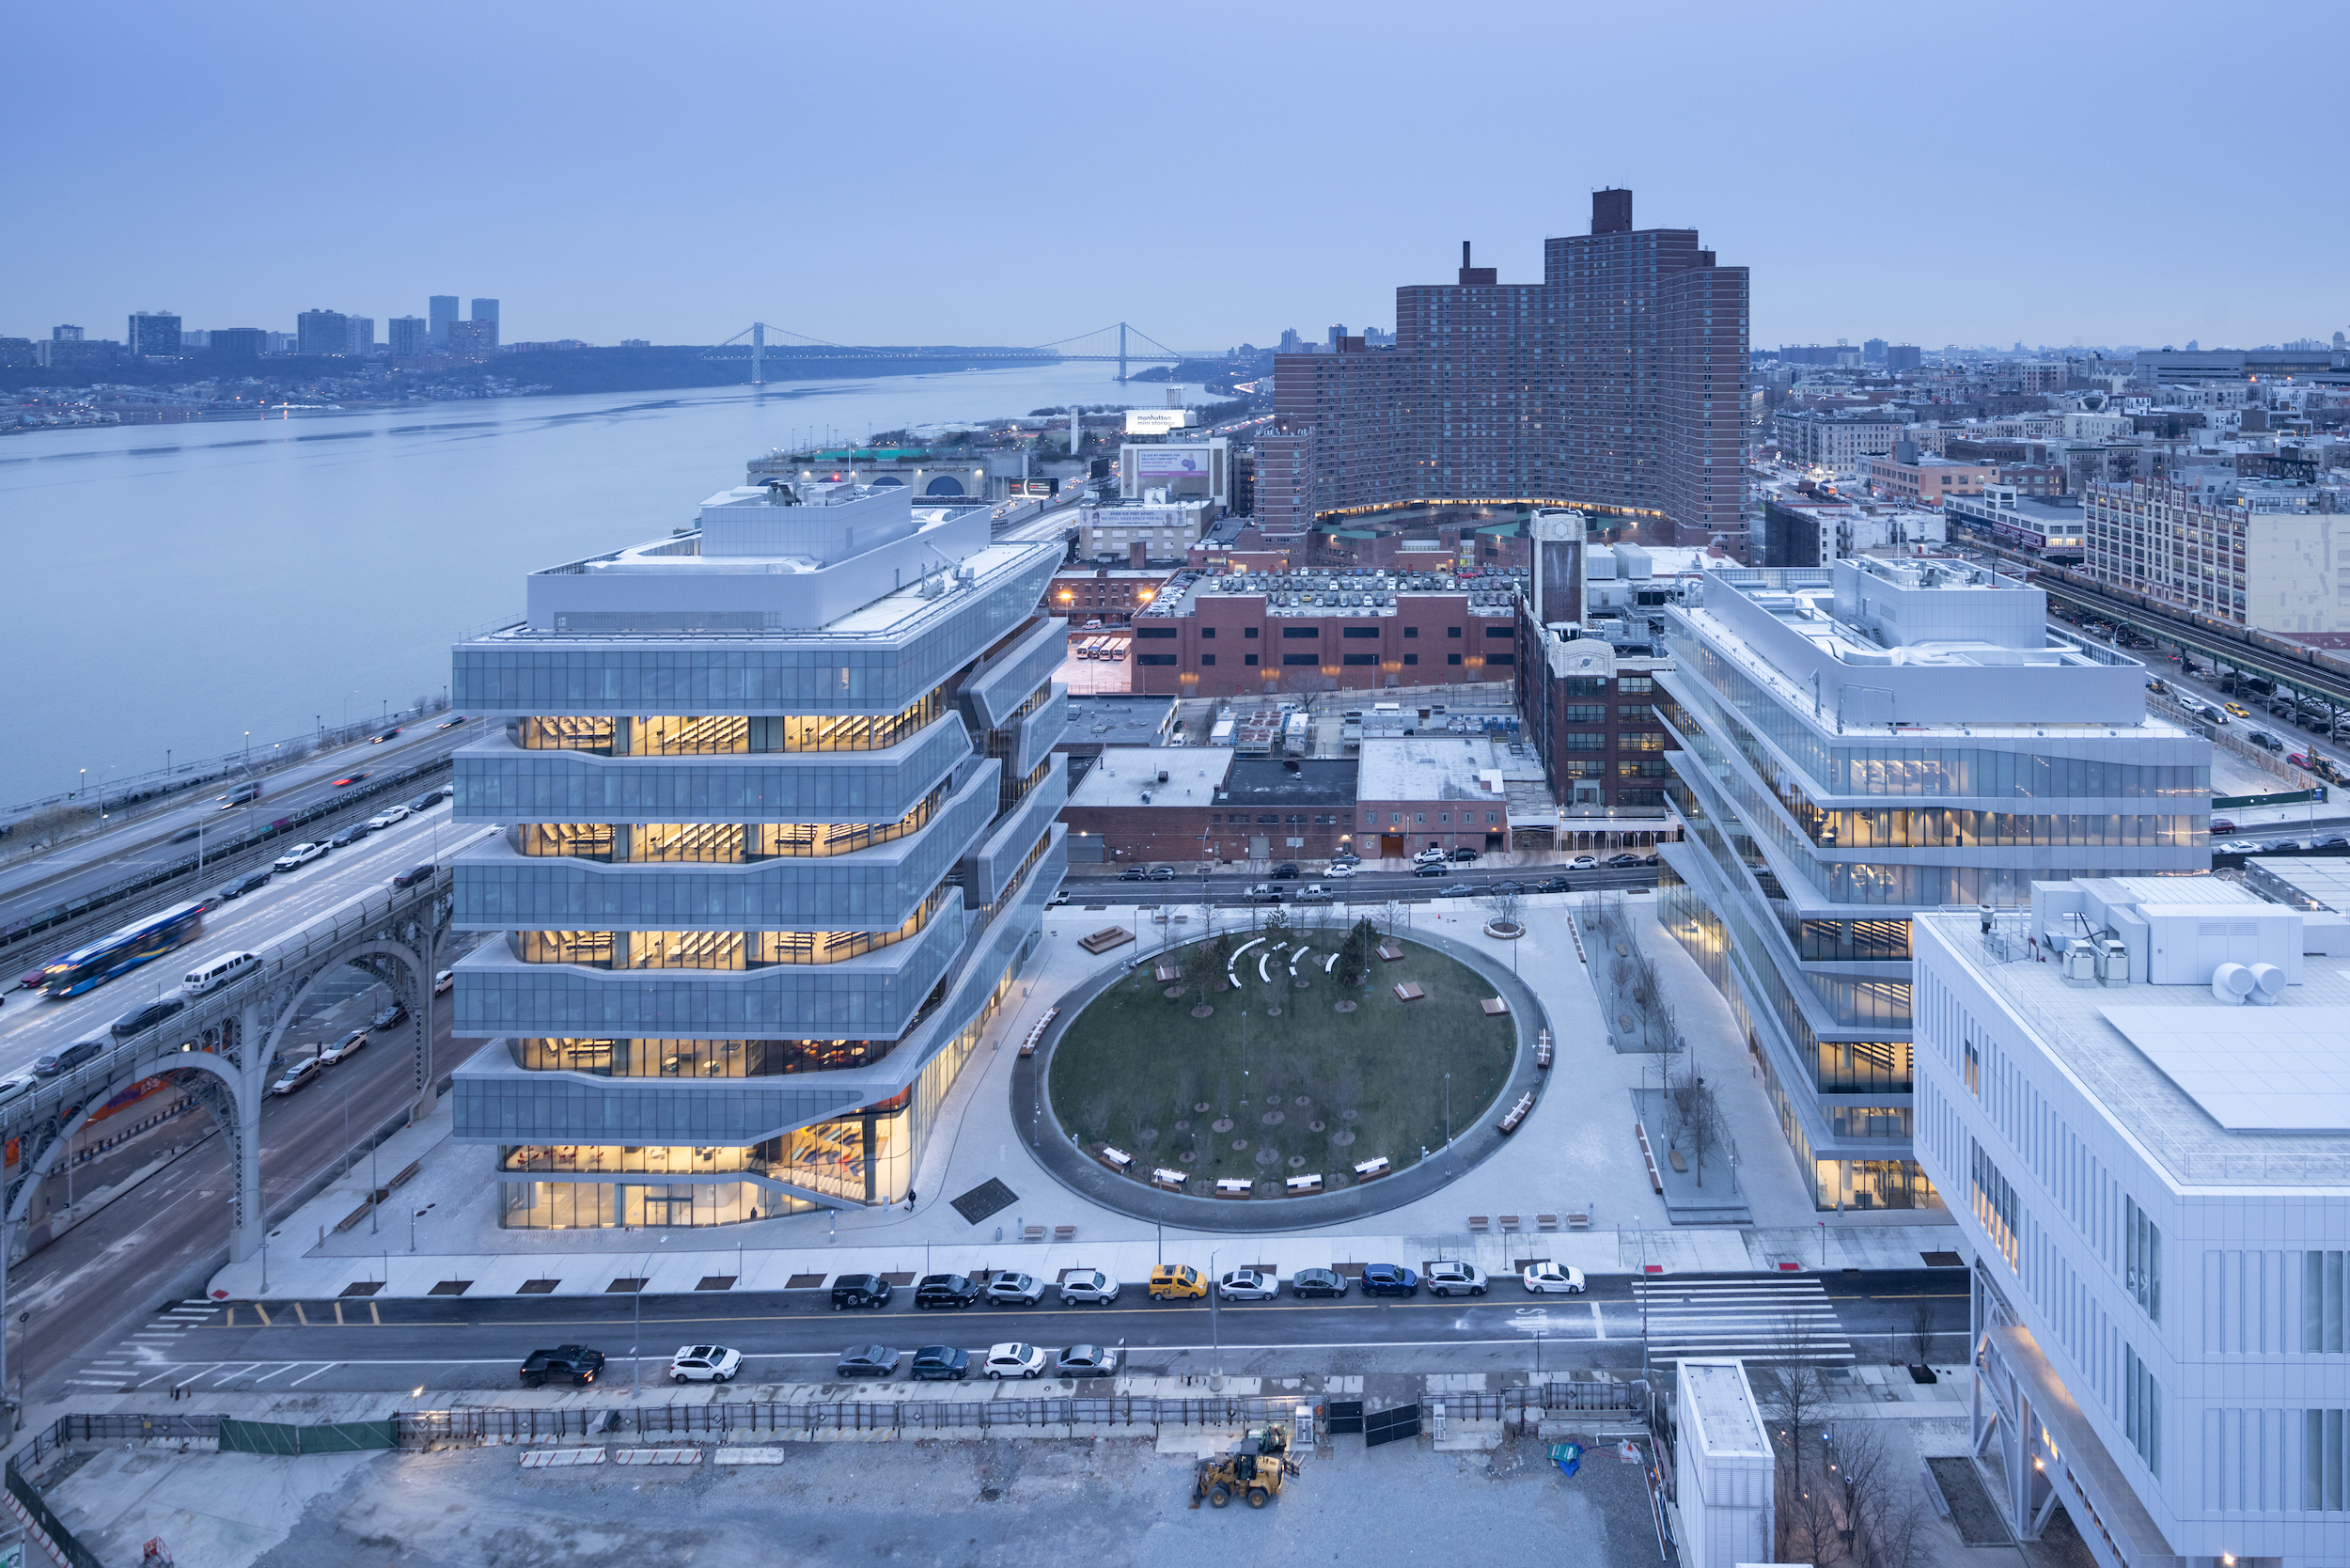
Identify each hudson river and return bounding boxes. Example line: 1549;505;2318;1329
0;367;1179;808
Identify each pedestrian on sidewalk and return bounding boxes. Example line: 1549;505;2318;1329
906;1189;916;1214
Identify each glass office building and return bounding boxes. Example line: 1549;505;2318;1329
1652;558;2208;1210
448;478;1067;1227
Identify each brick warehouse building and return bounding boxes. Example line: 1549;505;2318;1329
1060;750;1360;867
1267;189;1749;549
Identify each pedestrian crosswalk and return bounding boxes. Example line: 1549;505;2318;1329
1630;1277;1854;1364
64;1299;224;1390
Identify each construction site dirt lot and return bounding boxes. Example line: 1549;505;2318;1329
44;1428;1675;1568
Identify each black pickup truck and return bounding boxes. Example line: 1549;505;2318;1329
519;1345;605;1388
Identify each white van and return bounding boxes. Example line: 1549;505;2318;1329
184;950;260;996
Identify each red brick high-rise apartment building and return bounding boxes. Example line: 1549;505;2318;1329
1271;190;1748;547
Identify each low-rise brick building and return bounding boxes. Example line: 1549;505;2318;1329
1060;750;1360;868
1048;566;1178;624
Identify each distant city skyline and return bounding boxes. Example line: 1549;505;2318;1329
6;2;2344;353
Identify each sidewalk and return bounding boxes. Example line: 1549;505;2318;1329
209;891;1956;1302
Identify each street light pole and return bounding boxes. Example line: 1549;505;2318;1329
1240;1011;1248;1108
1208;1247;1222;1391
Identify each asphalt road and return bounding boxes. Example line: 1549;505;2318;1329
0;717;477;932
0;802;490;1078
10;1003;491;1406
60;1269;1967;1394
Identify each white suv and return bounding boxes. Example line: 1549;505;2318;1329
1426;1262;1488;1297
1057;1270;1120;1306
982;1342;1046;1380
668;1345;743;1384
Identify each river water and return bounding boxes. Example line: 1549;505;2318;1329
0;366;1183;808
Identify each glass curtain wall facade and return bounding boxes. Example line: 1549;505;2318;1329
1653;566;2208;1209
449;478;1067;1229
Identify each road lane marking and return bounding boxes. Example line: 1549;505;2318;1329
335;1301;344;1326
1590;1300;1606;1340
294;1304;308;1326
289;1363;340;1386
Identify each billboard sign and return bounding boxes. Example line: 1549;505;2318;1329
1136;448;1208;481
1125;409;1191;434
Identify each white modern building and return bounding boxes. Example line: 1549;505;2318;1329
447;477;1067;1228
1916;876;2350;1566
1654;558;2210;1210
1674;1358;1775;1568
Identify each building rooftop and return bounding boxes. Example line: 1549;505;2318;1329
1064;748;1233;810
1058;696;1178;751
1356;737;1544;803
1216;758;1359;811
1919;879;2350;1187
1152;566;1526;620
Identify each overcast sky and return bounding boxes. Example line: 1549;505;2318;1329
9;1;2342;355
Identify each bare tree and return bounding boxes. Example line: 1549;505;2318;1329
1907;1298;1937;1369
1767;1318;1839;1563
1480;884;1524;932
1668;1068;1724;1187
11;803;86;852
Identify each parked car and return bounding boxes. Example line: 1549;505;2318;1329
2263;838;2304;854
909;1345;970;1381
982;1342;1047;1380
328;824;369;848
1425;1262;1489;1298
1057;1269;1120;1306
1522;1262;1587;1294
2317;836;2350;851
667;1345;742;1384
830;1274;893;1309
1271;863;1300;880
1148;1264;1208;1301
2209;818;2237;835
368;806;411;830
1056;1344;1118;1377
835;1344;900;1378
1359;1264;1419;1298
914;1274;983;1309
216;870;272;900
111;996;186;1040
2247;730;2283;754
519;1345;604;1388
318;1028;368;1066
1449;847;1479;862
1290;1268;1348;1299
986;1272;1045;1307
1147;866;1175;881
1119;866;1147;881
2219;840;2262;855
391;863;436;888
1413;847;1446;865
1440;884;1473;898
269;1057;321;1096
273;842;327;872
1565;855;1598;870
1217;1269;1279;1301
1413;865;1447;878
1324;864;1355;878
1490;880;1524;896
33;1041;105;1078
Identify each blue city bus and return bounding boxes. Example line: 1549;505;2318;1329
39;901;207;999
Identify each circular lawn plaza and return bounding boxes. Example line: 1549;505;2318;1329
1030;923;1544;1228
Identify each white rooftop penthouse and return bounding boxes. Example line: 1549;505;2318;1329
1915;876;2350;1568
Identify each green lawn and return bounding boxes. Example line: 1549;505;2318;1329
1048;932;1516;1192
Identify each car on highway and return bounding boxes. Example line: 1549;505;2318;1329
33;1041;105;1078
434;969;454;995
1522;1262;1587;1294
519;1345;604;1388
436;715;468;729
217;784;261;809
367;806;411;830
318;1028;368;1066
184;950;259;996
1490;880;1524;896
910;1345;971;1381
1440;884;1473;898
0;1074;37;1108
666;1345;742;1384
1149;1264;1208;1300
1324;864;1354;878
328;823;369;848
391;863;436;888
111;996;186;1040
268;1057;321;1096
1359;1263;1419;1298
2209;818;2237;835
914;1274;983;1309
407;792;445;814
1425;1262;1490;1297
982;1342;1047;1380
1538;876;1572;893
1296;884;1333;902
1056;1344;1118;1377
272;842;328;872
2263;838;2304;854
986;1272;1046;1307
371;1000;408;1029
370;727;403;744
835;1345;900;1378
1290;1268;1348;1298
1217;1269;1278;1301
168;825;204;844
1412;864;1447;878
1565;855;1597;870
831;1274;893;1309
331;772;370;788
2225;701;2252;718
1057;1269;1119;1306
217;870;273;901
2219;840;2262;855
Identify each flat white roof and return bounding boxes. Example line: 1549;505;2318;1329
1355;737;1543;803
2098;1006;2350;1131
1065;748;1232;810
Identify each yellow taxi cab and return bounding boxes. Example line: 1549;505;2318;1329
1148;1263;1208;1301
2225;701;2252;718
